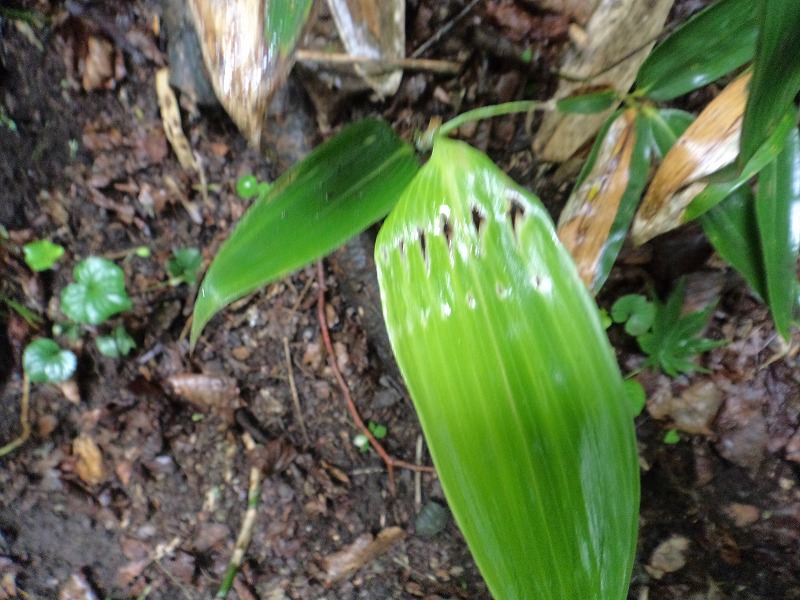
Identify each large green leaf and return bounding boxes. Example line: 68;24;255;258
636;0;757;101
739;0;800;166
191;119;419;346
699;186;767;301
376;137;639;599
754;127;800;340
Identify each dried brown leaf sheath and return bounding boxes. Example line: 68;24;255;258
558;109;636;287
633;72;751;245
188;0;291;146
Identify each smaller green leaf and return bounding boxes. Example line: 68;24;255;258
235;174;260;199
637;279;724;377
368;421;387;439
61;257;132;325
663;429;681;444
556;88;617;114
166;248;203;285
23;240;64;272
624;379;647;417
611;294;655;336
192;118;419;347
23;338;77;383
96;325;136;358
754;127;800;341
636;0;757;101
353;433;369;452
699;186;767;301
0;296;43;326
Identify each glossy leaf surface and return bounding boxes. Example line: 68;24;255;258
23;240;64;272
699;186;767;301
61;257;132;325
739;1;800;166
555;88;617;115
191;119;419;346
376;137;638;599
23;338;77;384
636;0;757;101
754;128;800;340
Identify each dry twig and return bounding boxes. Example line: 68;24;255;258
315;260;435;495
283;336;310;446
0;373;31;458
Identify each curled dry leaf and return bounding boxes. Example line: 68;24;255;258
321;526;405;584
645;534;690;579
632;73;751;245
155;67;198;173
73;433;107;486
166;373;240;412
188;0;313;145
327;0;405;97
558;109;636;287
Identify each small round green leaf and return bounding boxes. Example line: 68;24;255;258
166;248;203;285
61;257;132;325
96;325;136;358
663;429;681;444
23;240;64;272
611;294;656;336
23;338;77;383
236;174;260;199
623;379;647;417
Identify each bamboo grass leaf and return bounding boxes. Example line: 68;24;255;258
376;137;639;599
191;119;418;347
636;0;757;101
699;186;767;302
754;127;800;340
739;0;800;167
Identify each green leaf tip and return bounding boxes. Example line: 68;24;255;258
190;118;419;348
376;137;639;599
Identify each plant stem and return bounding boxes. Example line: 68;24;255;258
419;100;556;151
0;373;31;458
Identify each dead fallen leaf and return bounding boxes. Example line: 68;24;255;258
519;0;600;25
321;526;405;584
557;108;637;287
327;0;405;97
647;379;723;436
632;73;751;245
726;503;760;528
73;434;107;485
533;0;673;161
155;67;199;172
166;373;239;412
645;534;690;579
59;571;99;600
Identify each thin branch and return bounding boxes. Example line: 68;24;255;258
411;0;481;59
216;434;261;599
0;373;31;458
295;50;461;75
315;260;435;496
283;336;310;446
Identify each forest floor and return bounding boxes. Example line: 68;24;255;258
1;1;800;599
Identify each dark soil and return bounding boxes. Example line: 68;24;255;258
1;1;800;599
